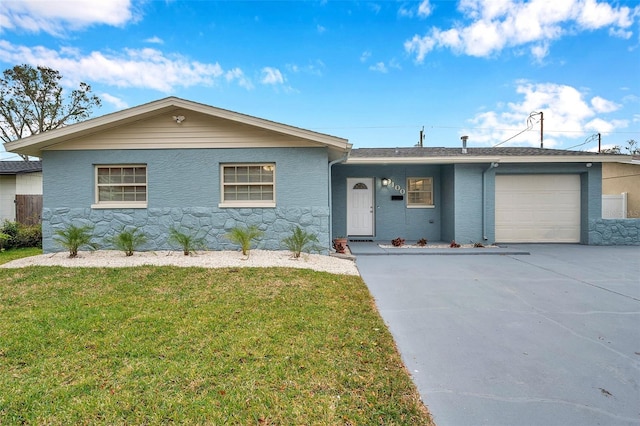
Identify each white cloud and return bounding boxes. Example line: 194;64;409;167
145;36;164;44
399;0;433;19
591;96;620;113
317;24;326;34
0;0;136;35
260;67;284;85
225;68;254;90
464;81;627;148
417;0;433;18
360;50;371;62
405;0;639;61
100;93;128;109
0;41;250;92
369;62;388;73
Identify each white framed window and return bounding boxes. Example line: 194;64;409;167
407;177;434;208
220;163;275;208
92;165;147;209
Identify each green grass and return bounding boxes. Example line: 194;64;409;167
0;266;432;425
0;247;42;265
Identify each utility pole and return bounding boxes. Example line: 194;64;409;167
539;111;543;148
528;111;544;148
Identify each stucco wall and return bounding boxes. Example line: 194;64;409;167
440;165;455;242
452;164;486;244
41;147;330;253
332;164;442;241
589;219;640;245
602;162;640;218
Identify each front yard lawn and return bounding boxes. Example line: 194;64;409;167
0;247;42;265
0;265;432;424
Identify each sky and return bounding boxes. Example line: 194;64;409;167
1;0;639;160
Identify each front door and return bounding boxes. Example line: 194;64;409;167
347;177;374;236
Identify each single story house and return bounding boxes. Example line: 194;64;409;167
0;161;43;225
4;97;638;252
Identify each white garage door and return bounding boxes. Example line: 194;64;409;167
495;174;581;243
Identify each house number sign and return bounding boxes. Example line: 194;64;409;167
386;179;406;195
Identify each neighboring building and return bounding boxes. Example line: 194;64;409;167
0;161;43;224
602;156;640;218
4;97;636;251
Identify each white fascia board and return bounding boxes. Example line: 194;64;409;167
5;97;351;157
345;154;631;165
345;156;501;164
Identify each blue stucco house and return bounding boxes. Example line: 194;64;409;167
5;97;637;252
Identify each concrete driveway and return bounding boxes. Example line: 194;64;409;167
352;244;640;426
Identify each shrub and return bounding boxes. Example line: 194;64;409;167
168;227;206;256
473;242;485;248
417;238;428;247
109;227;147;256
54;224;97;258
450;240;461;248
0;221;42;249
391;237;405;247
282;226;321;258
226;225;264;257
0;220;19;246
0;232;11;251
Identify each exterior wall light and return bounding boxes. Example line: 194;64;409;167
586;163;593;168
381;178;390;187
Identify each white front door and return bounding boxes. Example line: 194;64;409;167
347;177;374;236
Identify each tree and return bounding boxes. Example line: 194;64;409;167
601;139;639;155
0;64;101;160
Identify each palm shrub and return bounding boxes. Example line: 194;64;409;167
0;232;11;252
282;226;320;258
53;224;97;258
109;227;147;256
226;225;264;257
168;227;206;256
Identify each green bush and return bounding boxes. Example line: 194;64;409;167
0;220;42;249
226;225;264;257
282;226;321;258
53;224;97;258
168;227;206;256
109;227;146;256
0;232;11;251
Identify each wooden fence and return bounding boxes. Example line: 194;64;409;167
15;194;43;225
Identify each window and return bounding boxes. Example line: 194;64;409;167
220;164;275;207
93;165;147;208
407;177;433;207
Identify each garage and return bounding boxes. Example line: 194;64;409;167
495;174;581;243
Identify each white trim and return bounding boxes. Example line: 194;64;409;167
94;164;147;207
218;202;276;209
220;163;276;207
346;155;629;165
5;97;352;158
407;205;435;209
91;203;147;209
406;177;433;207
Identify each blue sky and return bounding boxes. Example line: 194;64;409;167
1;0;639;160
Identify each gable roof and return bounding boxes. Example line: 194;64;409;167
3;97;352;160
0;161;42;175
347;147;632;164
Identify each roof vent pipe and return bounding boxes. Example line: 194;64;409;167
461;135;469;154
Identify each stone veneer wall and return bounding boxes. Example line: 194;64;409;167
589;219;640;245
42;207;330;253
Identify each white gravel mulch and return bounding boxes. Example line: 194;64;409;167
1;249;360;276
